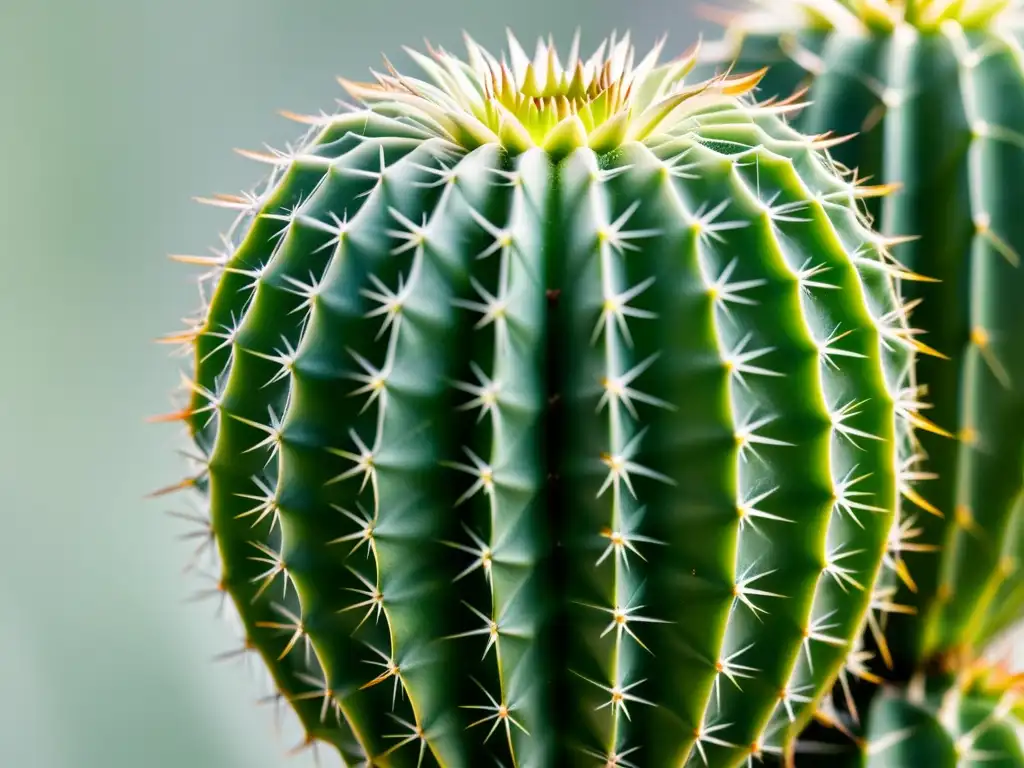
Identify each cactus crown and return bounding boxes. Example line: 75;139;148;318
340;32;768;155
736;0;1015;32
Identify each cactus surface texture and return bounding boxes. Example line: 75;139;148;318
158;33;927;767
693;0;1024;693
800;659;1024;767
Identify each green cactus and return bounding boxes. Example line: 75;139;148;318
796;658;1024;767
692;0;1024;693
156;32;927;767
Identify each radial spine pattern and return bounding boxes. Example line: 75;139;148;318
156;32;923;768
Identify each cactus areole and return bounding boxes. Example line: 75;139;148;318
159;33;929;767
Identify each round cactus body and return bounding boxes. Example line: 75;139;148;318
158;33;923;767
691;0;1024;682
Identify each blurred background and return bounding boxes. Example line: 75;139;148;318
0;1;709;766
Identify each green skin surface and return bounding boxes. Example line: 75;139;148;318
691;10;1024;683
167;91;917;767
797;673;1024;767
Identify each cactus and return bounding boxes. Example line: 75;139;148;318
156;32;928;767
692;0;1024;698
797;658;1024;766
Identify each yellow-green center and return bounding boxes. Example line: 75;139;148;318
341;33;768;154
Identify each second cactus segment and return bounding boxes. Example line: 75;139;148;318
163;34;925;766
801;658;1024;767
693;0;1024;684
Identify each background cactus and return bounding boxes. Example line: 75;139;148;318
688;0;1024;762
798;657;1024;766
158;32;928;766
691;0;1024;680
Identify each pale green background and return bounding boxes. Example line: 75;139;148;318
0;2;708;766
